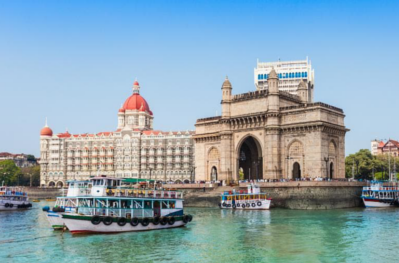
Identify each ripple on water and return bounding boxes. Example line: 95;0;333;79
1;204;399;263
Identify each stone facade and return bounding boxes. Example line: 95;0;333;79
194;69;348;181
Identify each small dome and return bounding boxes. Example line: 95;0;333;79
133;80;139;86
298;80;307;90
222;76;232;89
40;126;53;136
268;68;278;79
118;108;125;113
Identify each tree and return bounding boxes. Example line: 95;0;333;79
0;160;21;186
21;165;41;187
345;149;374;179
26;154;36;162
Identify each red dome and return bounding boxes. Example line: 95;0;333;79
122;93;152;115
118;108;125;113
41;126;53;136
133;80;139;86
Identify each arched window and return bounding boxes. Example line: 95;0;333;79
329;141;336;156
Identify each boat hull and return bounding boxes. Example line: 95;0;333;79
362;198;395;208
46;211;66;229
0;201;32;211
63;215;187;234
220;199;271;210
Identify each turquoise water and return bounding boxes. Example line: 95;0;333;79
1;203;399;263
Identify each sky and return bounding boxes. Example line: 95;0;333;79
0;0;398;157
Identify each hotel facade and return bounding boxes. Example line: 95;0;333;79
39;81;195;187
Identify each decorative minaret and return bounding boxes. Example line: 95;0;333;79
221;76;232;117
265;67;282;178
297;80;308;103
267;67;279;112
39;118;53;185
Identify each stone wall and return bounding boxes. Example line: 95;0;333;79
182;182;366;210
25;187;63;199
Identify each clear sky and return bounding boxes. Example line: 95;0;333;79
0;0;398;157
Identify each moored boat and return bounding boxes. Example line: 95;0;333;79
361;183;399;208
45;176;193;234
220;183;272;210
0;187;32;211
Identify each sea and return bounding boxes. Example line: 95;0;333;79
1;203;399;263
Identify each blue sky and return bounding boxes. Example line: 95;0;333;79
0;0;398;157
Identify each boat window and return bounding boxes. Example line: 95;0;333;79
169;201;175;209
162;201;168;209
144;201;152;209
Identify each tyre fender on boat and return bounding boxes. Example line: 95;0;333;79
246;203;250;208
9;203;13;208
141;217;150;226
153;216;161;225
168;216;175;225
236;203;240;207
130;217;140;226
232;204;236;209
91;215;102;225
160;217;168;225
5;203;10;208
103;216;113;226
187;215;193;222
117;217;127;226
257;201;262;206
222;202;227;207
251;203;256;207
183;215;189;223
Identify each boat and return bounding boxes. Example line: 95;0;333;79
44;180;92;230
361;182;399;208
32;199;41;202
45;176;193;234
219;183;272;210
0;186;32;211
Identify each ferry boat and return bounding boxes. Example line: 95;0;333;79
220;183;272;210
361;183;399;208
45;177;193;234
0;187;32;211
45;180;91;230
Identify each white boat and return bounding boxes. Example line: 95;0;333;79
0;187;32;211
220;183;272;210
45;176;193;234
44;180;91;229
361;183;399;208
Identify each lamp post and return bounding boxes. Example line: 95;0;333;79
149;167;153;180
253;161;259;182
324;157;330;179
285;156;293;180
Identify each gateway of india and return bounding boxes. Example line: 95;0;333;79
194;59;348;181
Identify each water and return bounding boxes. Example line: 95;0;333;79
1;203;399;263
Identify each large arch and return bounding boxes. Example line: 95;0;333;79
56;181;64;188
237;135;263;180
207;147;220;181
287;140;304;179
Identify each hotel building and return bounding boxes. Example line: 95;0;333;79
39;81;195;187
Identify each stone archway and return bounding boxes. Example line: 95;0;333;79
211;166;218;181
48;181;55;187
293;162;301;179
237;136;263;180
56;181;64;188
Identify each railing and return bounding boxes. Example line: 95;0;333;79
77;207;154;218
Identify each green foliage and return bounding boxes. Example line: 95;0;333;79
26;155;36;162
0;160;21;186
20;165;41;186
345;149;399;180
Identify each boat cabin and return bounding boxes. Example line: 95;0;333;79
66;180;92;197
90;177;124;197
